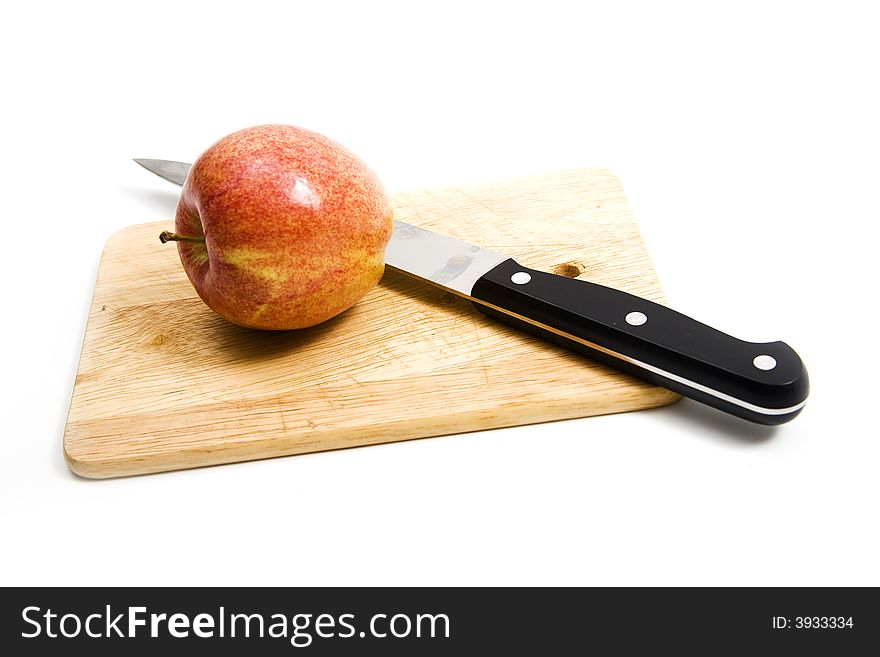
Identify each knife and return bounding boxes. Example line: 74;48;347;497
134;158;809;425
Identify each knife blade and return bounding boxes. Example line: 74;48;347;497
134;158;808;424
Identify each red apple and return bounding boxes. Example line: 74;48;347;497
160;124;393;330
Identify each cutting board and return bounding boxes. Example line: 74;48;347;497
64;169;680;478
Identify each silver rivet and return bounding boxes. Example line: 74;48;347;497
625;311;648;326
753;354;777;371
511;271;531;285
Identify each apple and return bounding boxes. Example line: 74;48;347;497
160;124;393;330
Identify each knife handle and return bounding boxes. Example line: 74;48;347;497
470;259;808;424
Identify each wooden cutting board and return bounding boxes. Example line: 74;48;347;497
64;169;680;478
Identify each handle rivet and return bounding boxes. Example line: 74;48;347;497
625;311;648;326
753;354;777;371
511;272;531;285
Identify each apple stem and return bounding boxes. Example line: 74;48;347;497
159;231;205;244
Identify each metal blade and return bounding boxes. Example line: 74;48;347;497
385;221;507;296
134;158;507;296
133;158;190;186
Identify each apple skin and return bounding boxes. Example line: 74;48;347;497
170;124;393;330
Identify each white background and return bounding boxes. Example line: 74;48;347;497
2;0;877;586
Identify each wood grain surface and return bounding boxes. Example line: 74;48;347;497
63;169;680;478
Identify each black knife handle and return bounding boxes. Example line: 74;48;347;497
470;259;808;425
